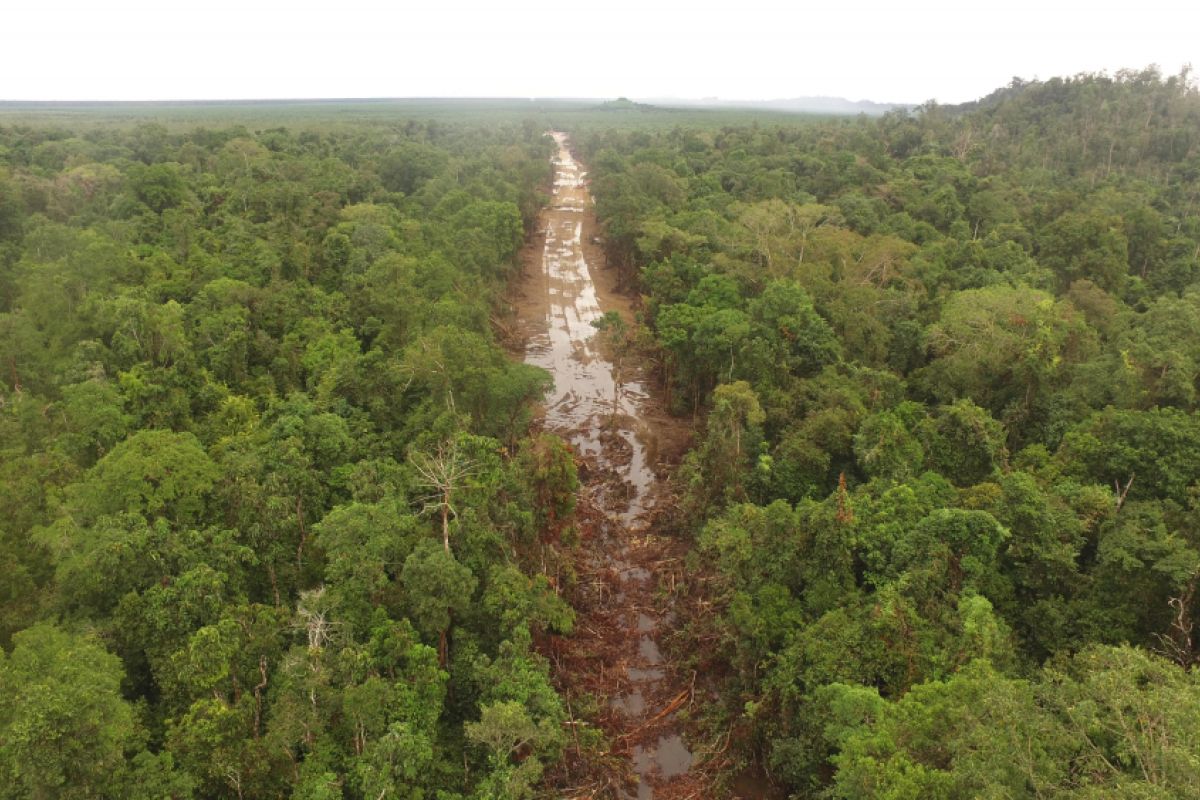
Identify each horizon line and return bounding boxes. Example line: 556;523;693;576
0;94;922;107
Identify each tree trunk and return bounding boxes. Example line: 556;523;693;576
442;493;451;553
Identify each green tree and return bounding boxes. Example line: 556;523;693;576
67;429;218;524
0;625;136;800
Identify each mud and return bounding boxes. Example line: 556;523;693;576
515;133;701;799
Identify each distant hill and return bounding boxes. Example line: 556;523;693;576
593;97;659;112
636;95;913;116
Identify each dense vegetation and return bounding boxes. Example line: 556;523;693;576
4;66;1200;800
576;67;1200;797
0;117;587;798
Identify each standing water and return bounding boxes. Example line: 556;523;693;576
519;133;695;798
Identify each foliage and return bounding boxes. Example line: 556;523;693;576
575;67;1200;797
4;69;1200;798
0;115;578;798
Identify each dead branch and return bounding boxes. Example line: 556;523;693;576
1114;473;1135;511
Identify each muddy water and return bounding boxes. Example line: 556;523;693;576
522;138;657;517
521;132;693;799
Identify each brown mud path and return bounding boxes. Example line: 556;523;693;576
512;132;703;799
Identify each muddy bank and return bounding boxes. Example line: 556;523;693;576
512;132;700;799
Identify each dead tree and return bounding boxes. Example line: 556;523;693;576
1157;571;1199;667
296;587;334;651
411;438;479;554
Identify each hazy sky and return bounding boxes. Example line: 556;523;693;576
1;0;1195;103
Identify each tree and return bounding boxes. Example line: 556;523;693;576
515;434;578;541
1038;208;1130;291
920;399;1008;486
688;381;765;510
400;540;477;662
411;437;480;554
313;499;420;633
748;280;841;379
827;646;1200;799
1058;407;1200;505
466;701;560;800
824;660;1065;800
0;624;136;799
919;284;1095;435
853;404;926;482
591;310;630;426
67;429;218;525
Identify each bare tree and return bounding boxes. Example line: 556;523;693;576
411;438;479;553
296;587;335;651
1156;570;1198;667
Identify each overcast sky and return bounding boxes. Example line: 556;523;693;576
1;0;1195;104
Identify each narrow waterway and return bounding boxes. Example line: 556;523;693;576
519;132;695;799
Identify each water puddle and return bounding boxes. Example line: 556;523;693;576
614;562;652;582
634;735;694;780
639;636;663;664
628;665;665;682
653;735;695;778
612;688;646;716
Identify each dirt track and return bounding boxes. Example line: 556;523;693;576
514;133;701;799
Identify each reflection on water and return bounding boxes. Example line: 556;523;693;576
524;136;658;522
634;735;694;780
639;636;662;665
